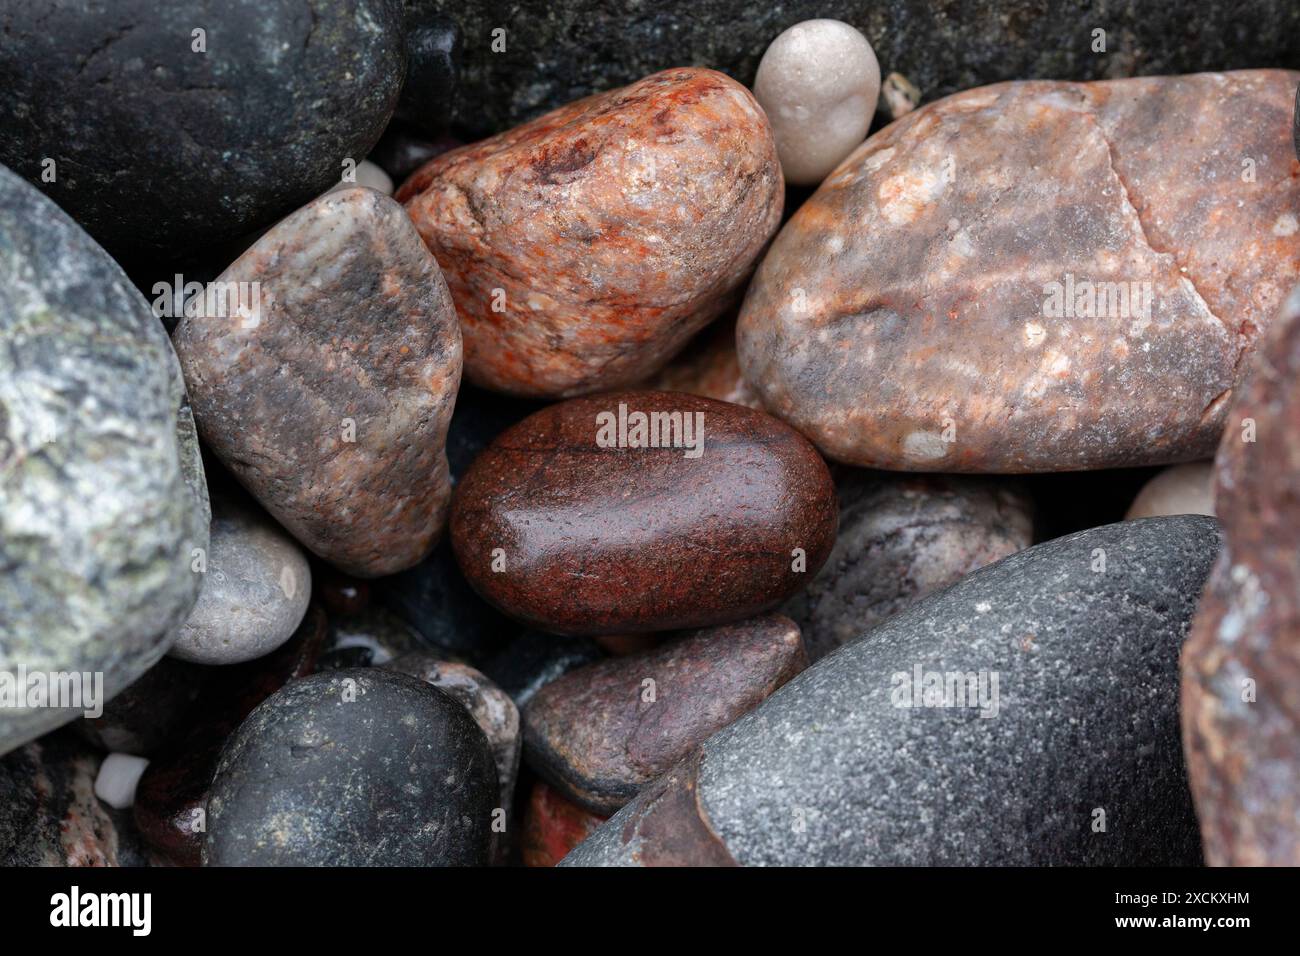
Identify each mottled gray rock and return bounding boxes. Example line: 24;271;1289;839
204;668;497;866
564;517;1218;866
785;472;1033;661
385;653;521;811
0;0;405;259
0;731;148;866
170;497;312;665
418;0;1300;135
0;165;210;757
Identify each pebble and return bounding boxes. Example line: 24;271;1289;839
1125;462;1215;519
738;70;1300;471
327;159;394;196
524;615;806;814
204;669;497;866
882;72;922;120
563;517;1218;866
93;753;150;810
133;607;326;866
786;472;1033;660
640;316;763;410
451;392;838;635
397;8;460;135
753;20;880;185
0;165;209;756
385;653;522;811
522;780;608;868
173;187;462;578
398;68;782;398
1183;283;1300;865
169;497;312;665
0;0;404;258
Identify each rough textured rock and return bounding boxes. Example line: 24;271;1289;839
386;653;521;810
398;68;782;398
135;607;325;867
640;316;762;410
522;780;608;867
416;1;1300;135
525;615;806;814
564;517;1218;866
173;187;462;577
786;472;1033;661
481;632;604;709
1183;283;1300;865
205;668;496;866
0;731;147;866
0;165;209;756
1126;462;1215;519
738;70;1300;472
170;497;312;665
452;392;837;635
0;0;405;259
753;19;880;186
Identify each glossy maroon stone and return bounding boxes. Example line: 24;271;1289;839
450;391;837;635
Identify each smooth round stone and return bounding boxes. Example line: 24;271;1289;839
452;392;838;635
785;472;1033;661
204;669;497;866
327;159;394;196
398;68;782;398
522;780;608;868
1125;462;1215;519
170;498;311;665
94;753;150;810
0;165;209;756
753;19;880;186
738;71;1300;472
396;8;460;135
385;653;521;812
564;517;1219;866
524;615;806;814
173;187;462;578
1184;283;1300;865
0;0;404;259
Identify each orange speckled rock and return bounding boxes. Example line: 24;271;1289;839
738;70;1300;472
398;67;783;398
1182;283;1300;866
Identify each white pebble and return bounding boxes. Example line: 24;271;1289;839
328;159;394;197
753;19;881;186
1125;462;1216;520
94;753;150;810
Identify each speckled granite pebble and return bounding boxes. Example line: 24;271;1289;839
564;517;1218;866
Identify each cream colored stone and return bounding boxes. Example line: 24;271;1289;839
1126;462;1216;519
753;19;881;186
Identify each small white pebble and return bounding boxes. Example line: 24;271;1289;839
328;159;394;197
94;753;150;810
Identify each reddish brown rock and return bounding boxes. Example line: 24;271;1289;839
398;67;783;398
738;70;1300;472
523;614;806;813
1183;283;1300;866
173;187;462;577
521;780;608;868
451;391;837;635
640;315;762;409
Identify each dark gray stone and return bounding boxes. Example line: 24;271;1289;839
564;517;1219;866
0;164;210;756
0;0;405;258
785;472;1033;661
421;1;1300;135
78;658;212;756
204;668;497;866
398;7;460;135
482;632;604;710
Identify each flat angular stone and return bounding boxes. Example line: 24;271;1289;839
738;71;1300;472
451;392;837;635
785;472;1033;660
522;780;608;868
564;518;1218;866
0;165;209;756
0;0;404;259
174;187;462;577
204;668;497;866
524;615;806;814
398;68;782;398
1183;283;1300;865
170;496;312;665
